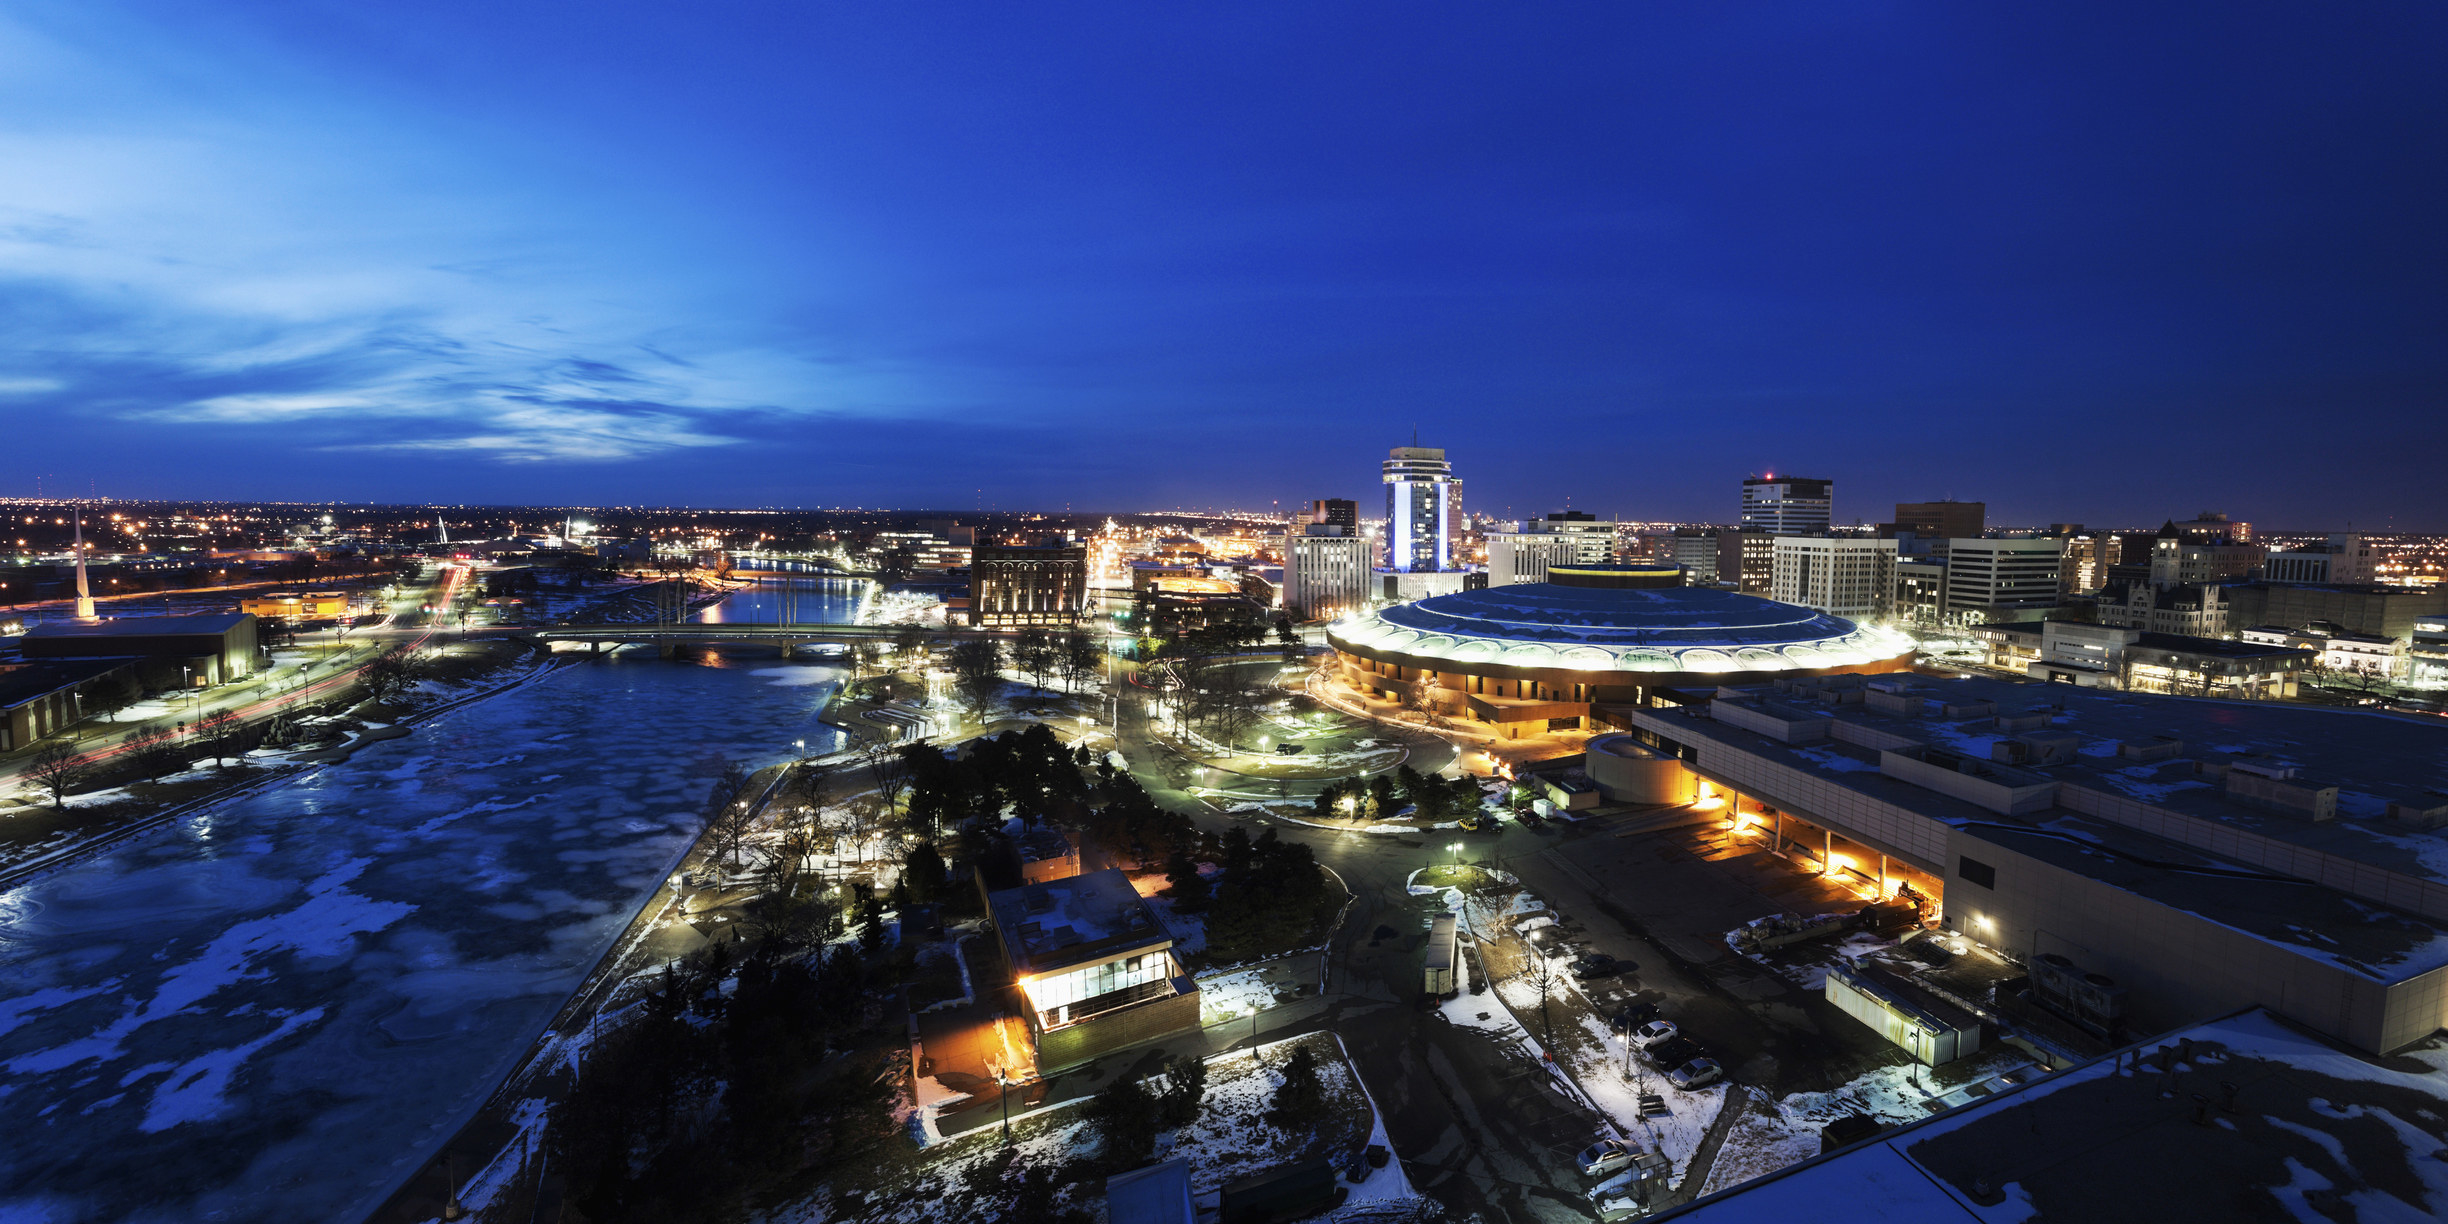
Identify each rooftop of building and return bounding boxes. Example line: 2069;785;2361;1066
1656;1009;2448;1224
1650;675;2448;951
0;657;133;710
985;867;1171;976
1331;581;1914;673
2130;631;2314;660
1959;814;2448;979
22;612;251;639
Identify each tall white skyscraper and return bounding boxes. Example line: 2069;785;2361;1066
1741;475;1832;536
1383;445;1461;573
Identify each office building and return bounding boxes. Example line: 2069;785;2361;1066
1942;539;2063;622
2096;579;2233;638
1382;445;1462;573
2146;526;2265;590
2264;534;2376;586
2054;530;2119;594
1307;498;1358;531
1624;674;2448;1060
967;539;1087;628
2167;510;2252;543
1284;523;1373;621
1741;476;1832;536
985;869;1198;1073
1485;511;1619;586
1667;530;1721;585
1719;529;1776;594
2411;616;2448;685
1894;557;1948;626
1979;620;2309;697
1327;563;1915;739
2238;625;2409;679
1771;536;1898;620
238;591;353;620
1885;500;1984;541
2226;582;2448;645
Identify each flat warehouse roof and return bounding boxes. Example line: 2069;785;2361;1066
1659;1010;2448;1224
1958;817;2448;981
24;612;250;638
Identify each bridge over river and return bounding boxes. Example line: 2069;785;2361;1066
504;621;1005;656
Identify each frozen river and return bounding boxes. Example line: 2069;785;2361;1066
0;629;850;1221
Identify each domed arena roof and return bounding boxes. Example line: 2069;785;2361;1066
1328;582;1916;675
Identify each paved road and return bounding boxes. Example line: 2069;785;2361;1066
1116;671;1624;1221
0;566;466;787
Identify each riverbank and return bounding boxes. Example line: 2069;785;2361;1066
0;637;554;887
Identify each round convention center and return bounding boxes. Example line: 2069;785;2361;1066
1324;563;1917;738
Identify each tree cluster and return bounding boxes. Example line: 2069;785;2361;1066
552;938;899;1222
1083;1052;1209;1172
898;723;1089;839
1203;827;1341;965
1082;772;1203;873
1311;765;1480;824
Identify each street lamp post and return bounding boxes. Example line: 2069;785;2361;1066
1249;1003;1261;1047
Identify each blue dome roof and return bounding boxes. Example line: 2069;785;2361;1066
1327;581;1917;675
1378;583;1855;649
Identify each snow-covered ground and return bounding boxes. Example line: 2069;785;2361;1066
1437;886;1728;1181
1696;1047;2042;1197
778;1031;1421;1223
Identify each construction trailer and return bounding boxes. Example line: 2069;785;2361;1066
1424;911;1459;996
1824;965;1983;1066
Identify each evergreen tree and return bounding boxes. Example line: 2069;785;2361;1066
1163;850;1211;912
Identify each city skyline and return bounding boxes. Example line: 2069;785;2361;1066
2;3;2444;528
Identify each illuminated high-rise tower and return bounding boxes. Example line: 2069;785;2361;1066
1382;445;1461;573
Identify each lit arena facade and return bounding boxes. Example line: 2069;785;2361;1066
1326;563;1917;738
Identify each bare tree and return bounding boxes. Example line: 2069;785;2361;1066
1060;630;1101;693
848;640;881;680
361;650;418;704
709;791;762;877
26;740;87;809
947;639;1005;721
863;748;908;817
1012;627;1055;695
1520;934;1561;1050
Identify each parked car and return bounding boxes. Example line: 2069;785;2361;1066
1667;1057;1725;1089
1571;953;1627;979
1275;742;1304;754
1647;1036;1705;1069
1630;1019;1679;1049
1576;1138;1636;1178
1608;1000;1662;1032
1589;1156;1672;1221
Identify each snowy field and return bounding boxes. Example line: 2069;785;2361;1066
0;658;850;1222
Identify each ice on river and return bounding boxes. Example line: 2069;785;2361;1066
0;657;845;1224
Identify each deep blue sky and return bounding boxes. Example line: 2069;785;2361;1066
2;3;2443;529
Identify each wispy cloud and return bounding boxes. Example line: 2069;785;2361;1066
0;8;912;468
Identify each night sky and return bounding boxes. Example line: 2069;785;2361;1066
2;3;2443;528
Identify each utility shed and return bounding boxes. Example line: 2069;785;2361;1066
1424;911;1459;996
1826;965;1982;1066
